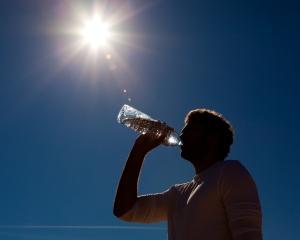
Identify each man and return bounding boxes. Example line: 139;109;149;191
113;108;263;240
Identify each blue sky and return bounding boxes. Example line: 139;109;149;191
0;0;299;239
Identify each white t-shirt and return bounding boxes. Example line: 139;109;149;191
121;160;263;240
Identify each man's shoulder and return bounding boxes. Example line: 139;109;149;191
222;160;248;173
220;160;256;185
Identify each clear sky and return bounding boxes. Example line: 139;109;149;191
0;0;299;239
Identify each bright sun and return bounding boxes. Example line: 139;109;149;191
79;15;112;50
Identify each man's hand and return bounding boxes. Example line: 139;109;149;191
133;133;166;154
133;122;173;154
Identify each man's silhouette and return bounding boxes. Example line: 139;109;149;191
113;108;262;240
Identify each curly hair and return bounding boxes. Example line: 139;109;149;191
184;108;234;160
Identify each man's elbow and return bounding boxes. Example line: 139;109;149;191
113;207;120;218
113;204;133;222
113;208;133;222
113;203;123;218
113;197;138;219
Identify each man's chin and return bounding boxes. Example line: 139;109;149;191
181;150;200;165
181;151;192;161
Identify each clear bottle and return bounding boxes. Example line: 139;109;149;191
117;104;182;146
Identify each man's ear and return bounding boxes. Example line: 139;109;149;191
207;133;220;148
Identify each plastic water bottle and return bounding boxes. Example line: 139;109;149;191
117;104;182;146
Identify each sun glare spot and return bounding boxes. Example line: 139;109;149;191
80;16;111;50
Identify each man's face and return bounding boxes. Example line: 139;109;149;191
180;123;209;161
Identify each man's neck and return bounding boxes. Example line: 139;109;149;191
193;156;222;174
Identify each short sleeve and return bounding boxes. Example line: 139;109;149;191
120;187;175;223
219;161;263;240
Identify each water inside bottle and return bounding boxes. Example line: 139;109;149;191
122;117;182;146
122;117;161;135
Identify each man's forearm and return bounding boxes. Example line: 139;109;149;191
113;146;147;217
113;133;165;218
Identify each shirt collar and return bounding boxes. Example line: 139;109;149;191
193;160;225;183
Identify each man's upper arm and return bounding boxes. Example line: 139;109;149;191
120;187;174;223
219;161;263;240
